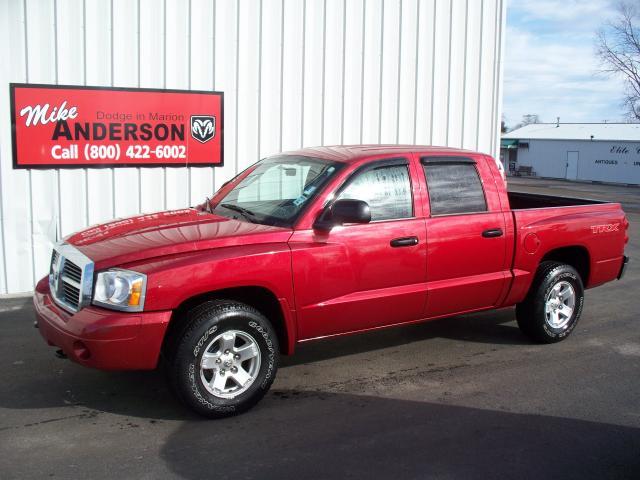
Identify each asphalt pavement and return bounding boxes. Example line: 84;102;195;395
0;177;639;479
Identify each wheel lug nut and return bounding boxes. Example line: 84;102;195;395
231;366;238;373
224;349;230;354
215;358;221;364
234;354;240;360
219;369;225;375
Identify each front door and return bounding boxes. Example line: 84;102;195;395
566;151;579;180
290;158;428;340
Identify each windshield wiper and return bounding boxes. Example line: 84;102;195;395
220;203;256;221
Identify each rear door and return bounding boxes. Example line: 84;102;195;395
290;157;428;340
420;155;509;317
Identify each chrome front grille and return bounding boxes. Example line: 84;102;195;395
60;264;81;308
49;244;94;313
62;260;82;283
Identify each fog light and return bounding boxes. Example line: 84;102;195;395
73;340;91;360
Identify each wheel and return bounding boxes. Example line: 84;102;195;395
515;261;584;343
167;300;279;418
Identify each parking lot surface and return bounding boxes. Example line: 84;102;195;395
0;177;638;479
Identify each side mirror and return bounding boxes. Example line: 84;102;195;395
314;199;371;230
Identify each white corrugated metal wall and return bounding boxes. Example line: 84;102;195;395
0;0;506;294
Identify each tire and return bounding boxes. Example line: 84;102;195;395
167;300;279;418
515;261;584;344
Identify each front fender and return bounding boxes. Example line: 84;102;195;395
123;244;295;312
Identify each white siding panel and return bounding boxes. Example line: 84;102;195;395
477;0;498;155
302;0;325;146
164;0;189;209
341;0;364;145
463;0;482;150
139;0;166;212
0;0;32;292
397;0;418;145
280;0;304;151
379;0;400;144
237;0;261;170
361;0;382;143
139;0;164;88
189;0;216;205
415;0;436;145
447;0;466;147
430;0;451;146
492;0;506;158
213;0;238;191
0;0;505;293
260;0;283;157
322;0;345;145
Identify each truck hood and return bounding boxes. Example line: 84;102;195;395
65;208;292;268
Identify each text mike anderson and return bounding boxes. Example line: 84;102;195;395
20;101;185;141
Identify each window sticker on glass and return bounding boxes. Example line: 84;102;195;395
337;165;413;221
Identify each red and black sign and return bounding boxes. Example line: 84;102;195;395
10;83;223;168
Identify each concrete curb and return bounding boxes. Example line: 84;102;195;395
0;292;32;299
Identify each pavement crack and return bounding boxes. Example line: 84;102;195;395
0;410;100;432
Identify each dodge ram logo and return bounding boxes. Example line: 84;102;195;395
190;115;216;143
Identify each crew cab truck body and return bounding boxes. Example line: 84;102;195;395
34;145;629;417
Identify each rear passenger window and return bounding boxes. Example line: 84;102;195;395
422;162;487;215
337;164;413;221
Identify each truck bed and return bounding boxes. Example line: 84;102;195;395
503;190;626;299
507;191;606;210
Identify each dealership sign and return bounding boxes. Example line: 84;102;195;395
10;83;223;168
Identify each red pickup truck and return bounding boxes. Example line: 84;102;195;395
34;145;629;417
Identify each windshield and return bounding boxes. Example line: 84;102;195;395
212;155;342;227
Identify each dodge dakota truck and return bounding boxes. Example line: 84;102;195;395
34;145;629;417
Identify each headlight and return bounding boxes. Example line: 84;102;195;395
92;269;147;312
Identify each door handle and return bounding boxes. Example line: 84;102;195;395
482;228;503;238
390;236;419;247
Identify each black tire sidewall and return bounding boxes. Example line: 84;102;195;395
174;303;279;417
536;266;584;341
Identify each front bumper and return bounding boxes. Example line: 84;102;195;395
34;277;172;370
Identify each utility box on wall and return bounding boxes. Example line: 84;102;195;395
0;0;506;294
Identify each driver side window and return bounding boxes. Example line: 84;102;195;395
337;164;413;221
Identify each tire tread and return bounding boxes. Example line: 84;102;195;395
516;261;583;343
167;300;279;418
